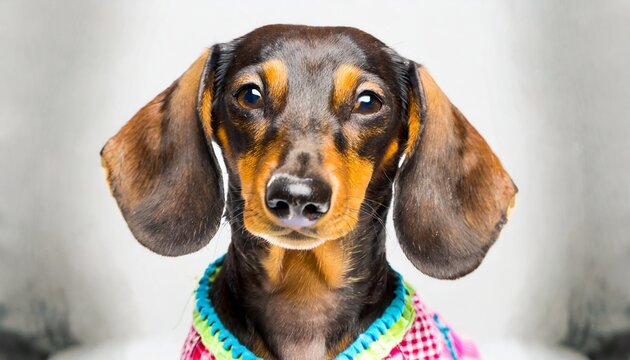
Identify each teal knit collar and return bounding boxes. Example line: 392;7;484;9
193;254;415;359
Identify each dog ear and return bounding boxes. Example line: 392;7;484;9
100;49;224;256
393;64;517;279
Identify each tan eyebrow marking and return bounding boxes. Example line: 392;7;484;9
261;59;288;107
332;64;362;111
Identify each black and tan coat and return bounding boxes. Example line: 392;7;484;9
101;25;517;360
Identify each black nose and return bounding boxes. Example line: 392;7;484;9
265;174;332;227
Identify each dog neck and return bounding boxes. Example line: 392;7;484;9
210;187;396;359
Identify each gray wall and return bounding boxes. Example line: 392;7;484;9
1;0;628;356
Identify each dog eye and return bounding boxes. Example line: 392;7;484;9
236;85;263;110
353;91;382;115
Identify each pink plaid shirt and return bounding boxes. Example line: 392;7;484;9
181;292;479;360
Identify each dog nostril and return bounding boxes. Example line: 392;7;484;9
269;199;289;210
267;199;291;218
302;202;328;221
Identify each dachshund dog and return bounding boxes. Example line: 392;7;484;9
101;25;517;360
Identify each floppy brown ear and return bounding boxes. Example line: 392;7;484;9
100;49;224;256
393;64;517;279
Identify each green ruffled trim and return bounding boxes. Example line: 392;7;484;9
353;284;416;359
193;310;240;360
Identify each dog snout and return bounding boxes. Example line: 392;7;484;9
265;174;332;228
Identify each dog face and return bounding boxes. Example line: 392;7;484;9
207;26;408;250
101;25;517;279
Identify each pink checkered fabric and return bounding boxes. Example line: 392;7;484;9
181;293;479;360
384;294;444;359
181;328;215;360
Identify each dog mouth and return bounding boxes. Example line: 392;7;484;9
244;197;360;250
255;230;327;250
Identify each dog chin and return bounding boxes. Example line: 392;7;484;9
254;233;327;250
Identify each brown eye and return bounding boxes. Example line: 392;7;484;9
352;91;382;115
236;85;263;110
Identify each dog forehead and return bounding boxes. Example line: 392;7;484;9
231;25;391;76
262;37;366;68
266;39;366;101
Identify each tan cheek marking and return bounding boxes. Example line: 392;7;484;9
199;87;213;135
198;62;235;167
316;141;374;240
239;151;272;236
237;149;269;230
333;64;362;111
406;93;422;156
215;125;233;164
237;153;259;203
194;48;213;134
345;152;374;216
379;138;400;169
262;59;288;108
238;141;284;235
319;143;348;229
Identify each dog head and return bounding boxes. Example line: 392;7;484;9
101;25;517;279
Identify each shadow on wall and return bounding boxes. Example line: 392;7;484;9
531;1;630;359
0;0;111;356
584;330;630;360
0;304;76;360
0;330;47;360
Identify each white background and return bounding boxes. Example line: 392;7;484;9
1;0;629;358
